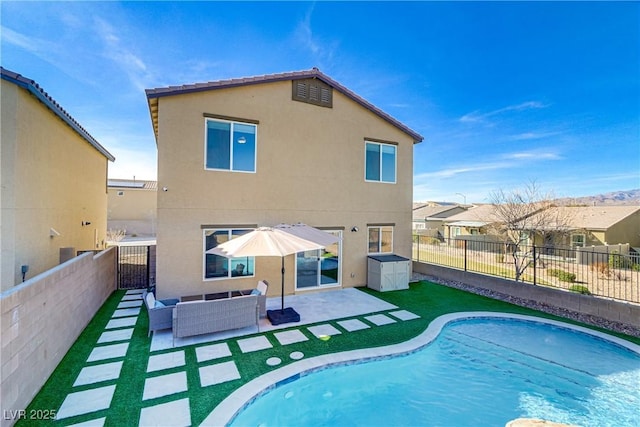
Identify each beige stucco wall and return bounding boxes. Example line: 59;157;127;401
107;187;157;236
1;80;110;290
604;210;640;246
155;80;416;299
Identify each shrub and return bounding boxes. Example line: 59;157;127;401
590;262;611;278
548;269;576;283
608;251;630;269
569;285;591;295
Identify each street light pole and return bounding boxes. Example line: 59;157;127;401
456;193;467;204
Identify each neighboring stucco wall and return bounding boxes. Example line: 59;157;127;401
107;187;157;236
155;80;415;299
0;248;116;427
1;80;109;290
605;210;640;247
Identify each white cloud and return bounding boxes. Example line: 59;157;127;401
460;101;548;124
93;17;154;92
501;151;562;161
510;131;561;141
1;25;61;62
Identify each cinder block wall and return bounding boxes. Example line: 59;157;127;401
413;261;640;327
0;247;116;427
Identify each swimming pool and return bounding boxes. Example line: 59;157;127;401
218;313;640;426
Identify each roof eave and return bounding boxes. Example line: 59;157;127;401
145;68;424;144
1;67;116;162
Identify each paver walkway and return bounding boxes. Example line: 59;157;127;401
54;289;421;426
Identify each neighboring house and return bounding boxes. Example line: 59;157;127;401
1;67;115;290
145;68;423;299
107;179;157;237
412;203;467;238
526;205;640;248
444;204;499;239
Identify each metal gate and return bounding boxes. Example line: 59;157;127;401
117;245;156;289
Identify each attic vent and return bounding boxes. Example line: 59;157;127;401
292;78;333;108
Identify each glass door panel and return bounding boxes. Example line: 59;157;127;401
296;251;319;289
296;231;341;289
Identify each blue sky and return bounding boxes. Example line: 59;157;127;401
2;1;638;203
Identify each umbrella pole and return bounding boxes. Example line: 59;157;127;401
281;257;285;313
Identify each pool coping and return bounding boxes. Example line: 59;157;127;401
203;311;640;426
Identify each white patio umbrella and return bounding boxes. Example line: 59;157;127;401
206;226;333;324
275;223;341;247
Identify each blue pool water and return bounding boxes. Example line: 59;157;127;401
230;318;640;426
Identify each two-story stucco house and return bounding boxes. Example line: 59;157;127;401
1;67;115;290
146;68;423;300
107;178;158;237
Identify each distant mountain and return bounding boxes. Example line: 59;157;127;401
555;189;640;206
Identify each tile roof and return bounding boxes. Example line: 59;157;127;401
412;205;465;221
1;67;115;162
145;68;424;144
542;206;640;230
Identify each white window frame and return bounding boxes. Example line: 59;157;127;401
364;141;397;184
571;233;586;248
204;118;257;173
368;226;394;254
203;228;256;280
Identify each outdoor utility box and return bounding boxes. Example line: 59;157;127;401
367;254;410;292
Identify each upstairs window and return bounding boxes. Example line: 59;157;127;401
365;141;396;183
205;118;257;172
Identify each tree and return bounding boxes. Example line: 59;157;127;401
487;181;574;282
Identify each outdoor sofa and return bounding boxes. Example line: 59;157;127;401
172;294;259;342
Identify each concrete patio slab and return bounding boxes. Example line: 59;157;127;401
365;313;397;326
195;343;232;363
139;398;191;427
73;361;123;387
121;294;143;301
290;351;304;360
56;385;116;420
237;336;272;353
97;328;134;344
338;318;371;332
150;288;397;351
266;357;281;366
274;329;309;346
125;289;144;295
117;300;143;309
105;317;138;329
199;361;240;387
143;372;187;400
308;324;342;338
87;343;129;362
389;310;421;321
147;351;186;373
112;307;140;318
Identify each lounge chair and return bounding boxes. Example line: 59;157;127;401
142;290;179;337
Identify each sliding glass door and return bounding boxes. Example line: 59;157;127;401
295;230;341;290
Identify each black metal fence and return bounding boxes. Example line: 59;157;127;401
117;245;156;290
413;236;640;303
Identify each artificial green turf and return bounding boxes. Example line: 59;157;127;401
18;281;640;426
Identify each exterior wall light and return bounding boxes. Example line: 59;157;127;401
351;226;359;232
